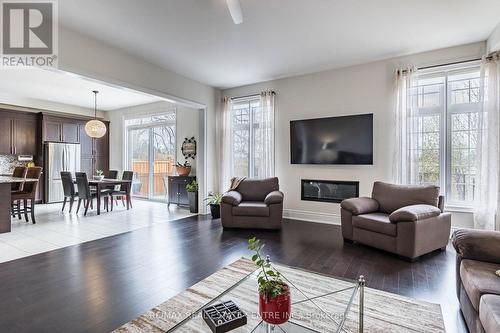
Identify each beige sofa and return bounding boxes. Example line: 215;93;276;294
452;229;500;333
340;181;451;260
221;177;284;230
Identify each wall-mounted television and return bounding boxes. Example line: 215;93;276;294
290;114;373;165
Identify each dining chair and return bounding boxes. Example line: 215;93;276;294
11;167;42;224
75;172;108;216
61;171;78;213
11;166;27;218
109;171;133;210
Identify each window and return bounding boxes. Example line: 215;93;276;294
231;96;263;178
410;66;480;205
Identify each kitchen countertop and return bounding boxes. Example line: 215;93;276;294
0;176;39;183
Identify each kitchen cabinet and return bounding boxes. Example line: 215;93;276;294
62;122;79;143
0;111;38;155
0;118;12;154
43;120;62;142
78;122;109;177
13;117;37;155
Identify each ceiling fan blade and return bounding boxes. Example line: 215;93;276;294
226;0;243;24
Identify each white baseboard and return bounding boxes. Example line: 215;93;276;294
283;209;340;225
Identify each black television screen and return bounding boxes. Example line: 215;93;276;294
290;114;373;165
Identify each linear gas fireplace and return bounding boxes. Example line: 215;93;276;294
301;179;359;203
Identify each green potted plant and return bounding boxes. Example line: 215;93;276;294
248;237;291;324
186;180;198;214
93;169;104;181
175;160;191;176
204;192;222;219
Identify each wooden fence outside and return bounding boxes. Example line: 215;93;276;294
132;159;175;197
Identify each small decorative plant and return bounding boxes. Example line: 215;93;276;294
205;192;222;206
186;180;198;192
205;192;222;218
176;160;191;167
248;237;286;299
94;169;104;180
248;237;291;324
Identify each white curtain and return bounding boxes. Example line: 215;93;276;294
219;97;233;192
392;67;419;184
258;91;275;178
474;53;500;230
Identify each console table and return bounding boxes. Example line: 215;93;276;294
167;175;196;208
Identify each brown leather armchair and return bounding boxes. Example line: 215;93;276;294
340;181;451;260
221;177;284;230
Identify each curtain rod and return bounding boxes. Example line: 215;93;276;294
417;58;482;71
228;91;275;101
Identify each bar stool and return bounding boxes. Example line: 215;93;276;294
11;167;42;224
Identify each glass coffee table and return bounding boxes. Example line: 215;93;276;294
168;260;365;333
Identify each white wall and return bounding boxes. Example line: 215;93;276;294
107;101;200;173
58;27;220;204
176;106;201;175
222;42;486;226
487;21;500;52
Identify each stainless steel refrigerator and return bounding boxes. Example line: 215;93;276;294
45;142;81;203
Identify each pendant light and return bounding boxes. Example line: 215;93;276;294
85;90;107;138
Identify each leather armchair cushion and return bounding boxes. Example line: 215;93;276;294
340;197;379;215
232;201;269;217
452;229;500;264
372;181;440;214
480;295;500;333
460;259;500;312
352;213;396;236
264;191;284;205
389;204;441;223
236;177;279;201
222;191;242;206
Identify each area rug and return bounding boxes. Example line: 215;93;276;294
113;258;445;332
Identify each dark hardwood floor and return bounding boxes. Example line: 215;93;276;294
0;215;466;332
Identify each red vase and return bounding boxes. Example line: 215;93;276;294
259;286;291;324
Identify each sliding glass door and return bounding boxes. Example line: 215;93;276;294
127;113;176;201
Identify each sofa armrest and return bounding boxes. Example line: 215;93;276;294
389;204;441;223
265;191;284;205
452;229;500;264
340;197;379;215
221;191;242;206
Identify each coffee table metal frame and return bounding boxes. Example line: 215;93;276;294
168;259;365;333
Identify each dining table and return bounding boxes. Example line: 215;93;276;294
0;176;39;233
87;179;133;215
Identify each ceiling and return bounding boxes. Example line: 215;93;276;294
59;0;500;89
0;68;163;111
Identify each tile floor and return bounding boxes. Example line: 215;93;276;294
0;199;194;263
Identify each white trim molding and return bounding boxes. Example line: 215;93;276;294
283;209;340;225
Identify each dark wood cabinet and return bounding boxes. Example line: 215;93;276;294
0;111;38;155
13;117;37;155
79;124;93;155
78;122;109;177
43;120;62;142
167;176;196;208
0;118;12;154
80;157;94;177
62;122;79;143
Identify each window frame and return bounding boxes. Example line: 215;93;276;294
230;95;261;178
413;64;481;208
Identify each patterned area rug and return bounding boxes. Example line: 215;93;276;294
113;258;445;332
